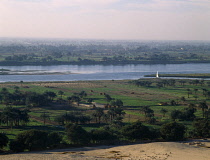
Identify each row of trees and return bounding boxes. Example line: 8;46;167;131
1;118;209;152
0;107;29;127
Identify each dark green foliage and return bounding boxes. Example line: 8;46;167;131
1;107;30;127
104;94;112;102
10;130;62;152
170;108;196;121
44;91;57;101
92;108;104;124
198;101;208;118
9;140;25;152
121;121;152;141
160;122;186;141
15;129;48;151
170;100;177;106
110;99;123;107
160;108;168;117
0;133;9;149
54;112;91;125
132;80;153;87
26;92;49;107
107;107;125;121
65;123;90;145
193;119;210;138
90;129;117;144
47;132;62;148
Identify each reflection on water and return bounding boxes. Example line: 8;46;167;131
0;63;209;82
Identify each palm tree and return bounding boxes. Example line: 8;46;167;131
40;112;50;126
186;89;191;98
194;88;198;95
20;80;23;87
204;109;210;119
160;108;168;117
92;108;104;124
58;90;64;99
104;94;112;103
198;101;208;118
79;91;87;99
202;88;208;97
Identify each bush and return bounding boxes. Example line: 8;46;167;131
193;119;210;138
9;140;25;152
160;122;186;141
121;121;152;141
90;129;117;144
65;123;90;145
47;132;62;148
0;133;9;149
12;129;48;151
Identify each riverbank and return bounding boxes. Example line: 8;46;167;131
145;73;210;78
0;70;74;75
1;60;210;66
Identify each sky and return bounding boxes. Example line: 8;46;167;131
0;0;210;40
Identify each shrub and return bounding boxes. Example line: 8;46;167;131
9;140;25;152
193;119;210;138
47;132;62;148
12;129;48;151
65;123;90;145
0;133;9;149
121;121;152;141
90;129;117;144
160;122;186;141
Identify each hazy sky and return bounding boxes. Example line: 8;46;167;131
0;0;210;40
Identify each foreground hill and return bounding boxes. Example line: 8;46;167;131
1;140;210;160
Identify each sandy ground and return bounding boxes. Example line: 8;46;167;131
0;140;210;160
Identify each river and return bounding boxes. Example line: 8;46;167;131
0;63;209;82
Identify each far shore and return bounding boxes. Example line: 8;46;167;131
0;71;78;75
145;73;210;78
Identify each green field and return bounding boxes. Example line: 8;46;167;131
0;78;210;150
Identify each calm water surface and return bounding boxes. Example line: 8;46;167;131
0;63;209;82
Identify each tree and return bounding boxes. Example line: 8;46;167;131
44;91;56;101
9;140;25;152
47;132;62;148
160;122;186;141
0;133;9;149
90;129;117;144
40;112;50;126
170;100;176;106
198;101;208;118
111;99;123;107
20;80;23;87
65;123;90;145
104;94;112;103
58;90;64;99
186;89;191;98
121;121;153;141
79;91;87;99
92;108;104;124
71;95;81;106
140;106;154;121
193;119;210;138
170;110;182;121
160;108;168;117
194;88;198;95
14;129;48;151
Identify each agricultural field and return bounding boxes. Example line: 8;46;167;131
0;78;209;142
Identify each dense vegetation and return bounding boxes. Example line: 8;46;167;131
1;38;210;65
0;78;210;153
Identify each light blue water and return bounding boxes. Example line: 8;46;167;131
0;63;209;82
